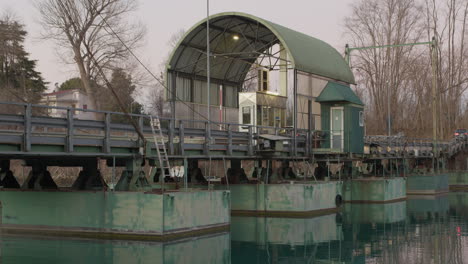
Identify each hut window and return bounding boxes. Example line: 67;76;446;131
359;111;364;127
224;85;238;108
242;107;251;124
258;69;269;91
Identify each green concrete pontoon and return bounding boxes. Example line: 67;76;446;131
343;178;406;203
406;174;449;194
222;181;343;217
0;190;230;241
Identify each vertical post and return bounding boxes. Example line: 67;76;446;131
169;119;175;155
279;43;288;97
112;156;116;191
293;69;298;156
179;120;185;155
345;44;350;65
23;104;32;152
104;113;111;153
387;81;391;136
184;158;188;191
138;116;144;155
248;126;253;156
204;121;210;155
219;84;223;129
227;124;233;156
171;71;176;120
431;36;438;161
306;130;311;157
206;0;211;127
66;108;74;152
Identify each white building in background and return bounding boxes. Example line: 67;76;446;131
41;89;95;120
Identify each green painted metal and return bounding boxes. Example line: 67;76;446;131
345;41;433;65
0;145;20;152
343;178;406;202
0;190;230;237
220;182;342;214
31;145;64;152
167;12;355;84
115;158;151;191
406;174;449;194
316;82;364;105
0;233;230;264
448;171;468;185
319;95;364;154
346;105;365;154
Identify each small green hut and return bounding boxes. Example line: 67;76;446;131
316;82;364;154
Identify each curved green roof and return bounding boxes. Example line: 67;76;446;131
167;12;355;84
316;82;364;105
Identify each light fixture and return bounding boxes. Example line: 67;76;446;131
232;35;239;41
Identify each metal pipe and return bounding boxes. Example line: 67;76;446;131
387;81;391;136
431;37;439;169
206;0;211;124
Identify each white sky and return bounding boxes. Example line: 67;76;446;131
1;0;355;89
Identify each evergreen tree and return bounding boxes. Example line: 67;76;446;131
97;68;143;122
0;14;47;105
58;77;83;91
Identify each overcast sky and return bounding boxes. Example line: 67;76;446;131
2;0;355;89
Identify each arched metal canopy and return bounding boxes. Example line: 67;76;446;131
167;12;355;85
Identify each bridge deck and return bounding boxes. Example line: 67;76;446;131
0;102;465;163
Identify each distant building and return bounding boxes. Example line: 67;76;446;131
41;89;95;120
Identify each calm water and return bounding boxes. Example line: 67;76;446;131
1;193;467;264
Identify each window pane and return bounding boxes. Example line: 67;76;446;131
210;83;219;105
268;108;275;127
224;85;238;108
242;106;251;124
359;111;364;127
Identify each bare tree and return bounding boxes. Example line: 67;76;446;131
346;0;468;139
346;0;426;136
424;0;468;138
36;0;145;117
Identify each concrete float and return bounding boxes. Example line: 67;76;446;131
0;189;230;241
448;171;468;190
218;181;343;217
406;174;449;194
343;177;406;203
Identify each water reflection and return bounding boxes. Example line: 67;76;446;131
231;214;344;263
0;232;231;264
0;193;467;263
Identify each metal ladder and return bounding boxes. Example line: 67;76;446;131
149;116;172;183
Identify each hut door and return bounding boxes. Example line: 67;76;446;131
330;107;344;151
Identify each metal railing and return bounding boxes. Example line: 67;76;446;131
1;101;465;159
